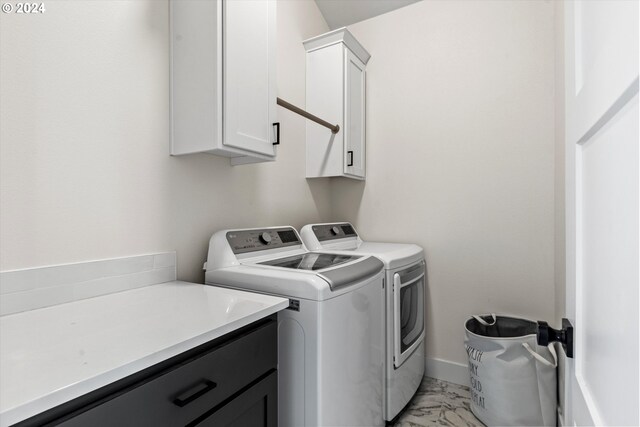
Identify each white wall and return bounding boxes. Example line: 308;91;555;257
1;0;561;384
0;0;331;282
334;0;557;369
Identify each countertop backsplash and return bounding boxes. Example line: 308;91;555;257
0;252;176;316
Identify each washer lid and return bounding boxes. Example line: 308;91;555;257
258;253;383;291
318;256;383;291
206;255;384;300
258;253;360;271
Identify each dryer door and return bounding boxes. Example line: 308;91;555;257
393;262;425;368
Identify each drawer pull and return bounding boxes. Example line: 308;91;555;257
173;379;217;407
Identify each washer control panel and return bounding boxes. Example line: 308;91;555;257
312;223;358;242
227;227;301;254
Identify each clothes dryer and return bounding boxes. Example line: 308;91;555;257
300;223;426;421
204;226;385;427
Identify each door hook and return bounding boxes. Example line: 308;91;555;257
537;318;574;358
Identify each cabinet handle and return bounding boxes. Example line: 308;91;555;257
272;122;280;145
173;379;217;407
347;150;354;167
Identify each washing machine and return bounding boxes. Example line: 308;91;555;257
300;222;426;422
204;226;385;427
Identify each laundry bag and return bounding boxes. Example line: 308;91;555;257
464;314;557;427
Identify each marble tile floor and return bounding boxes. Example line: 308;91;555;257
392;377;484;427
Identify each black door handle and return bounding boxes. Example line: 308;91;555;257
272;122;280;145
347;150;354;167
173;379;217;407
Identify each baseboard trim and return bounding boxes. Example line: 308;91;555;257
425;357;470;387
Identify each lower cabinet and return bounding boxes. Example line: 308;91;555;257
197;372;277;427
16;316;278;427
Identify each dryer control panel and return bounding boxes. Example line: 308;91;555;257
312;223;358;242
227;227;301;254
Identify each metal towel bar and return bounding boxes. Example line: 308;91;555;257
277;97;340;134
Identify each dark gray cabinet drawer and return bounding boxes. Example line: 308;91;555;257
195;371;277;427
56;320;277;427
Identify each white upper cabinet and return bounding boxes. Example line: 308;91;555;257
170;0;277;165
304;28;370;180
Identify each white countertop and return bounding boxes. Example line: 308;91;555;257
0;281;288;426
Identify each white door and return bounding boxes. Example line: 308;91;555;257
223;0;277;156
564;1;639;425
344;49;366;178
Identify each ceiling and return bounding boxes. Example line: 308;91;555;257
314;0;421;30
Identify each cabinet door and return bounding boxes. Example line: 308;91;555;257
196;372;277;427
344;49;366;178
223;0;277;157
54;321;277;427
